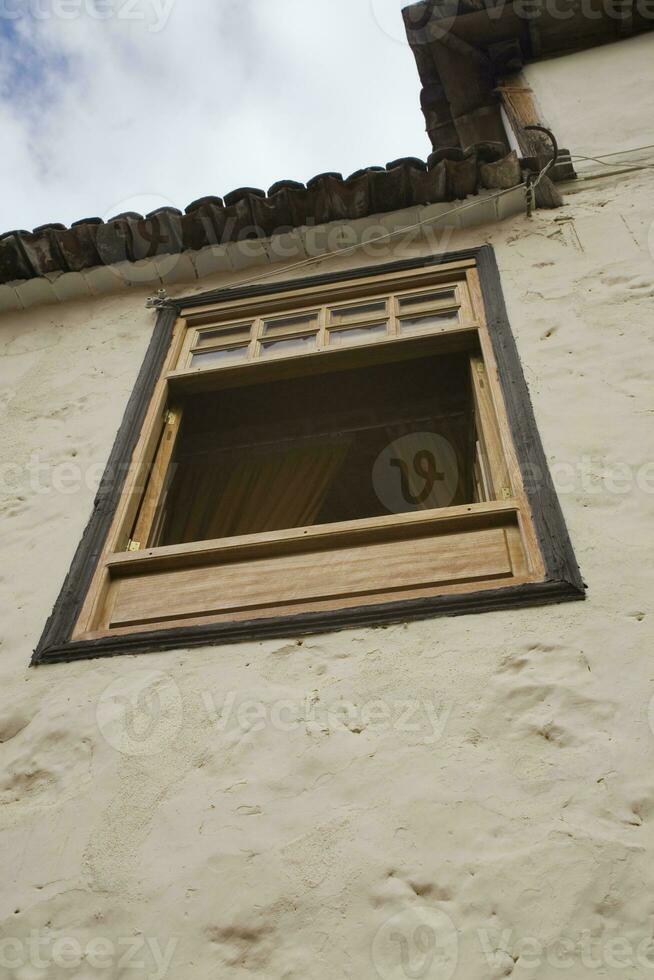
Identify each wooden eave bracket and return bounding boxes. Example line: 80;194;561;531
403;0;651;200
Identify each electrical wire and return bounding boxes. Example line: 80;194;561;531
571;142;654;162
168;141;653;301
550;142;654;173
553;157;654;182
205;182;528;296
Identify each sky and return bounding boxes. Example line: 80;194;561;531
0;0;430;232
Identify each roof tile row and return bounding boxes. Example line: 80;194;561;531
0;147;519;286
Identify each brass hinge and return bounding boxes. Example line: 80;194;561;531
475;361;485;376
127;539;141;552
164;410;177;425
501;487;513;500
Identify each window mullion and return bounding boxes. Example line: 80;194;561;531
317;305;328;350
251;317;263;360
389;295;399;337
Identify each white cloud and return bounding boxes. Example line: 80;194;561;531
0;0;428;231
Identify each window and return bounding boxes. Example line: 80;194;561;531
35;248;584;664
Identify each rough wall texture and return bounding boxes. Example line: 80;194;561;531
524;33;654;165
0;164;653;979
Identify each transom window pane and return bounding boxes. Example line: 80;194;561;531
263;313;318;337
180;284;467;374
329;301;387;324
400;312;460;334
195;324;252;349
190;346;249;368
398;289;458;311
329;323;388;347
261;335;317;357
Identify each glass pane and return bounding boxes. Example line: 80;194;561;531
330;301;387;324
400;312;460;335
398;289;457;310
263;313;318;337
190;345;249;368
329;322;388;347
195;324;252;348
261;335;316;357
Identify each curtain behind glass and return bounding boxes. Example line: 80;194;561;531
162;440;350;544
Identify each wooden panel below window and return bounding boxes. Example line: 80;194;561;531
100;522;527;632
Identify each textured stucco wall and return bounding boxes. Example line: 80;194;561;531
0;165;653;979
525;32;654;165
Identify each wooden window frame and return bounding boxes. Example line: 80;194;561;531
33;246;584;666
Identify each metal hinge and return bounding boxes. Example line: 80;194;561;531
127;539;141;552
164;410;177;425
501;487;513;500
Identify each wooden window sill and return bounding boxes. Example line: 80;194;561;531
75;501;536;640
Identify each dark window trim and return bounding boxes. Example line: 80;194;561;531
33;245;585;666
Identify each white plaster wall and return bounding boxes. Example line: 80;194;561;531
0;167;653;979
525;33;654;166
